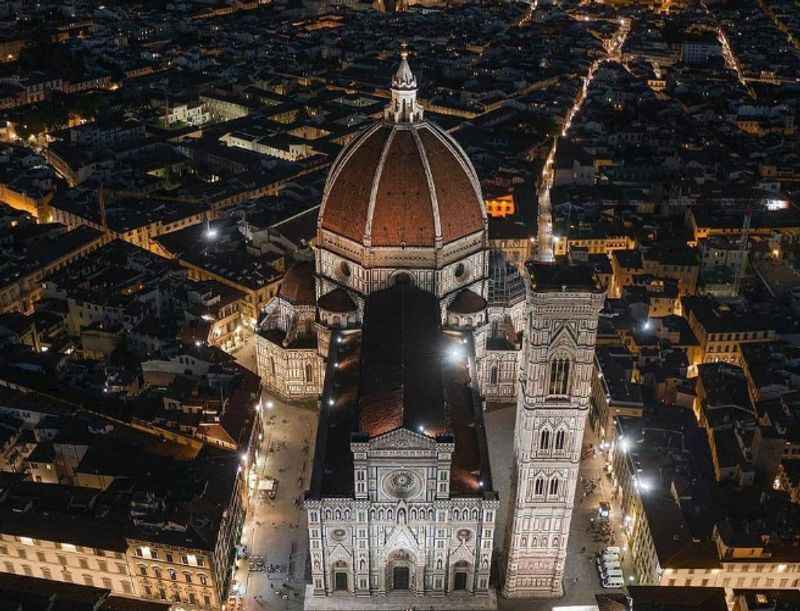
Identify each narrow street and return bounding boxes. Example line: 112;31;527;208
535;17;630;262
230;388;318;611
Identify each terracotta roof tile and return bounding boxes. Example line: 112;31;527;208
319;120;485;249
371;129;435;247
317;288;357;313
321;126;390;243
418;126;485;244
448;289;487;314
278;262;316;306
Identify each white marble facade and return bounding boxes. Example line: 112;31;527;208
502;285;605;598
305;430;498;604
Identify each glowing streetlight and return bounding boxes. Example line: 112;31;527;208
449;346;464;362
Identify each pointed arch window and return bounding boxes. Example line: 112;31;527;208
305;363;313;383
539;429;550;450
490;366;498;385
533;476;545;496
555;429;566;451
549;477;560;496
548;357;571;396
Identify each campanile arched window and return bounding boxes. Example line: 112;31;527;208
555;429;566;450
539;429;550;450
548;357;571;396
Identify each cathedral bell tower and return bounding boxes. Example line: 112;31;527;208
502;263;604;598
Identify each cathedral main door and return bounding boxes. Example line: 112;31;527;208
392;566;410;590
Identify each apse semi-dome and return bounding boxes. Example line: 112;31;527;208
318;50;486;249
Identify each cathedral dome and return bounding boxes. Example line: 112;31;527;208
318;51;485;249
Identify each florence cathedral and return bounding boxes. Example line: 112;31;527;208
255;49;604;609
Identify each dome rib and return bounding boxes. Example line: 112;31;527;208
412;126;443;245
319;120;485;249
319;124;390;244
417;126;485;244
371;128;435;247
363;126;397;246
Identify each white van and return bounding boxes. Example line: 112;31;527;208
603;568;624;579
602;576;624;589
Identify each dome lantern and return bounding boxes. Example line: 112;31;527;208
384;44;423;124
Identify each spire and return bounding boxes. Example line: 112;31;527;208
385;43;424;123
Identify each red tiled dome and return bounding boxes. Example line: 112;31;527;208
278;262;316;306
319;121;486;248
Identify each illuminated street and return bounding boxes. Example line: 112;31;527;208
536;17;630;261
232;395;318;611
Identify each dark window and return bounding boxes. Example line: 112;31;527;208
540;430;550;450
555;429;566;450
335;572;348;591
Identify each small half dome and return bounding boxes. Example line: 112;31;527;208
448;289;487;314
318;288;357;313
278;262;316;306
